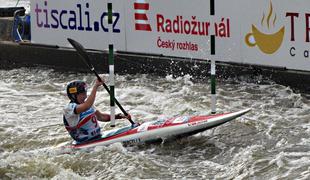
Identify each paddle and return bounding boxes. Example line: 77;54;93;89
67;38;135;125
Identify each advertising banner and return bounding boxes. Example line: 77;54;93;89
30;0;126;50
241;0;310;71
125;0;237;62
30;0;310;71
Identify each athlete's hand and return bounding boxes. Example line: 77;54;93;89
125;113;132;120
116;113;132;120
94;77;104;87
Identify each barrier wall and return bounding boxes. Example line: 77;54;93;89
30;0;310;71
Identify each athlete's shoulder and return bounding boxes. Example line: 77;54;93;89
63;102;78;114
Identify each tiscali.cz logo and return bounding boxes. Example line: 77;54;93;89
245;1;285;54
34;1;121;33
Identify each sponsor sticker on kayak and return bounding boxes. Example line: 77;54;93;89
172;116;189;124
137;121;153;132
188;120;208;127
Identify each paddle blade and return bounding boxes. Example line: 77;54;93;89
67;38;93;69
67;38;103;82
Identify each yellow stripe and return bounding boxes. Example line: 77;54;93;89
69;87;77;94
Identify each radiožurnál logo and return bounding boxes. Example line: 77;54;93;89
134;1;152;31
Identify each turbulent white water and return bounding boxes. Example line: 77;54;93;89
0;67;309;179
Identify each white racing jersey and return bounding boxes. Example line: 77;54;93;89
63;103;101;143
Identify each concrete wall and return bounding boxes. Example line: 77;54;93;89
0;17;13;41
1;40;310;93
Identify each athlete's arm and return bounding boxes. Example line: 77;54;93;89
95;111;111;122
75;79;102;114
95;111;132;122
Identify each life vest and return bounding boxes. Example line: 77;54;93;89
63;107;101;143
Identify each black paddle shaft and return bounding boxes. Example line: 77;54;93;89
67;38;134;125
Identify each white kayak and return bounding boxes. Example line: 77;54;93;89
62;108;251;149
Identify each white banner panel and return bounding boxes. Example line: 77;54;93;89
30;0;126;50
213;0;242;63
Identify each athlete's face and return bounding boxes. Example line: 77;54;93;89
76;92;87;104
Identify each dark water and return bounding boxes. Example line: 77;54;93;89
0;67;309;179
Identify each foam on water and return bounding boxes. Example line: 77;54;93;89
0;67;310;179
2;51;310;176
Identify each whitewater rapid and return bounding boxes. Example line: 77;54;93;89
0;68;309;179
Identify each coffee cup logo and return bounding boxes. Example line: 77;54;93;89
245;1;285;54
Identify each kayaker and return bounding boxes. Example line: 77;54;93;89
63;78;130;143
